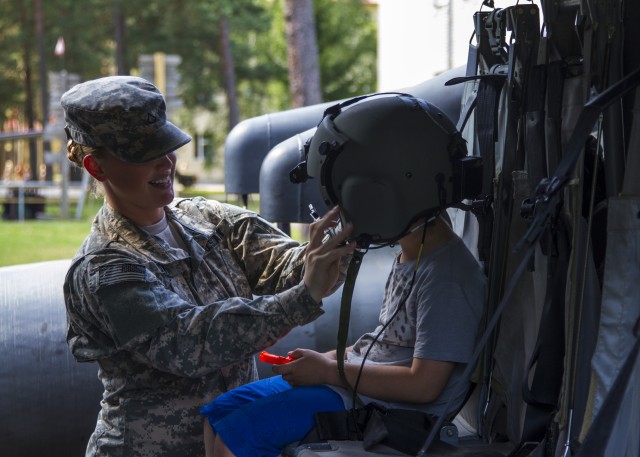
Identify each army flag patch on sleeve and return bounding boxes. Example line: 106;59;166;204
99;263;147;287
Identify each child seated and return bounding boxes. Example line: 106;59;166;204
201;215;486;457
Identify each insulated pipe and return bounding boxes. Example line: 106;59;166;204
259;127;323;223
225;66;466;199
0;260;102;457
224;101;340;196
259;66;467;222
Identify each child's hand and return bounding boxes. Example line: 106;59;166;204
272;349;334;387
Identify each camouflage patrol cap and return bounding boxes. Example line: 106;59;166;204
61;76;192;163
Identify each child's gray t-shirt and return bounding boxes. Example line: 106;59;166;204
331;235;486;417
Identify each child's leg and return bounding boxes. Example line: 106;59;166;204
212;383;344;457
202;376;293;455
204;418;216;457
203;423;235;457
213;434;235;457
201;376;292;425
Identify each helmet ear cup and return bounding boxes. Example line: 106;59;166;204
449;132;468;161
340;175;402;243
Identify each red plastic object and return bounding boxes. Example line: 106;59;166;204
259;351;295;364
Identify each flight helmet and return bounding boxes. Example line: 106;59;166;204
292;93;478;247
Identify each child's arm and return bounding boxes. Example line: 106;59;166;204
273;348;454;404
322;346;353;360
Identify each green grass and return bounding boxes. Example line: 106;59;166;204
0;190;291;267
0;218;95;266
0;196;102;267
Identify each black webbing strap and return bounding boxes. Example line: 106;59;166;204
336;249;366;408
544;60;565;177
509;218;569;456
513;49;564;451
446;72;505;264
454;40;481;134
524;63;548;189
419;64;640;457
514;65;640;254
573;318;640;457
475;76;503;263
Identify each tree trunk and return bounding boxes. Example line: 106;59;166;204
34;0;48;125
20;3;38;178
113;0;128;75
219;16;239;130
284;0;322;108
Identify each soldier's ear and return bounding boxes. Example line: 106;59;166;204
83;155;107;182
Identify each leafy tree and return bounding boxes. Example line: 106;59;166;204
43;1;114;79
315;0;377;101
0;0;28;127
284;0;322;108
0;0;376;137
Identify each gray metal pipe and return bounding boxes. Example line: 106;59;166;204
259;66;467;222
259;127;324;223
224;101;340;196
225;66;466;199
0;259;102;457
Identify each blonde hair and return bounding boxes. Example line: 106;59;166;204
66;139;105;196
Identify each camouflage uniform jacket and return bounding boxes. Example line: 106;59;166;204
63;197;323;457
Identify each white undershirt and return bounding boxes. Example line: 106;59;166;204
142;214;188;251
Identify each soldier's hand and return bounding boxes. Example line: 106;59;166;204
303;206;355;303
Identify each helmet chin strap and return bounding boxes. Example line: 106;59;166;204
408;221;427;234
401;214;437;241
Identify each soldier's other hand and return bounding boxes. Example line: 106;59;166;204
303;206;355;303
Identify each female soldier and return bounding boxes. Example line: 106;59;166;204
61;75;355;457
